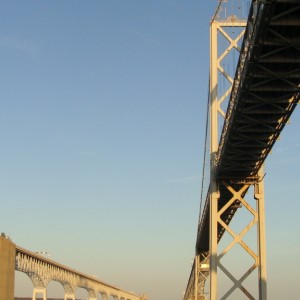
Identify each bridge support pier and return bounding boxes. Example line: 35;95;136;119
64;292;75;300
255;171;267;300
195;253;209;300
208;167;267;299
209;176;219;300
32;287;47;300
0;235;16;300
101;293;109;300
208;10;267;299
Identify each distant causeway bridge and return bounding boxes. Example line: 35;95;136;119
0;235;147;300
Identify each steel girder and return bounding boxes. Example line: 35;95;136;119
218;0;300;179
196;0;300;255
186;0;300;298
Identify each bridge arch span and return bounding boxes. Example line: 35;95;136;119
13;244;145;300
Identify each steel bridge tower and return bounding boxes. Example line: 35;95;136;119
195;1;267;299
184;0;300;298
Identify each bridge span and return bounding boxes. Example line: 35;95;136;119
0;235;146;300
184;0;300;299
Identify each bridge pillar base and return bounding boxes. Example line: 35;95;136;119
64;292;75;300
32;287;47;300
0;235;16;300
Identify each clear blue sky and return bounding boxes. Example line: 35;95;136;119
0;1;299;300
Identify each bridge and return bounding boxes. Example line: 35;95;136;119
183;0;300;299
0;1;299;299
0;235;146;300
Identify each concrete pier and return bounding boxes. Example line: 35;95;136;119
0;233;16;300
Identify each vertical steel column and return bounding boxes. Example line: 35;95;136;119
209;15;246;299
255;167;267;299
195;255;199;299
209;19;219;300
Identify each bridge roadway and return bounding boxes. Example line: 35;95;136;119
13;242;145;300
196;0;300;253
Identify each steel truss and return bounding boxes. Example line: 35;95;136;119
188;7;267;300
195;252;210;300
208;12;266;300
184;0;300;298
183;253;209;300
210;168;267;299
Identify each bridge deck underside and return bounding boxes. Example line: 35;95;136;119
196;0;300;253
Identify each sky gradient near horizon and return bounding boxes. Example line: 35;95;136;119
1;1;300;299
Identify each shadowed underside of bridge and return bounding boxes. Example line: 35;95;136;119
196;0;300;254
